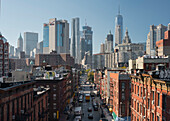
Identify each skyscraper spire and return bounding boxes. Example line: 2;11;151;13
118;4;120;15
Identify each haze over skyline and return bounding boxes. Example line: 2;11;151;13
0;0;170;54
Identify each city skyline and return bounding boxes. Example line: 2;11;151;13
0;0;170;54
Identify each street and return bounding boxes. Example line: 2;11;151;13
67;74;101;121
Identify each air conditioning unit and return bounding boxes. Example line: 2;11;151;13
21;110;24;114
143;96;146;100
12;115;15;119
143;116;146;119
122;89;125;91
152;100;154;104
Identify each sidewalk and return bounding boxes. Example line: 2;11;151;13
94;97;113;121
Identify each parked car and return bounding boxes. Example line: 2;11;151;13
88;107;92;112
88;113;93;119
94;105;98;111
74;116;82;121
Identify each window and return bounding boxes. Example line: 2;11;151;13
137;86;139;96
17;98;19;114
152;113;154;121
146;64;149;70
121;104;125;114
53;103;56;109
158;93;160;106
148;99;150;109
152;91;154;101
53;94;56;100
25;95;27;110
162;94;166;110
140;104;142;114
137;103;139;112
122;92;125;100
140;87;142;97
144;107;145;116
53;113;57;119
122;82;125;89
157;116;160;121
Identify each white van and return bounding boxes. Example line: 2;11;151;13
74;107;82;116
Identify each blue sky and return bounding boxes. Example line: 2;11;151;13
0;0;170;54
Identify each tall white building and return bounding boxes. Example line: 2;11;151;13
70;18;80;63
49;18;69;54
146;24;167;55
24;32;38;56
9;45;14;57
37;41;43;54
17;33;23;52
105;31;113;53
115;7;123;47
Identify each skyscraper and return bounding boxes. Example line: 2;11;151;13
43;23;49;54
17;33;23;52
105;31;113;53
70;18;80;63
115;6;123;47
24;32;38;56
146;24;167;55
82;25;93;56
49;18;69;54
37;41;43;54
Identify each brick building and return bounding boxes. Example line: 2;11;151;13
0;33;9;77
34;66;79;121
35;51;75;67
0;81;49;121
131;73;170;121
156;30;170;56
109;72;131;120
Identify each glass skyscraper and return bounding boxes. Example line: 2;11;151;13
43;24;49;48
82;25;93;56
115;8;123;47
70;18;80;63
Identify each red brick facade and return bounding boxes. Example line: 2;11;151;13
0;33;9;77
0;81;49;121
131;74;170;121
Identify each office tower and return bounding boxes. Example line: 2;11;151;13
146;24;167;55
105;31;113;53
115;6;123;47
157;24;167;42
82;25;93;55
24;32;38;56
0;32;9;77
37;41;43;54
70;18;80;63
43;23;49;54
17;33;23;51
9;44;14;57
49;18;69;54
100;43;105;53
80;37;85;60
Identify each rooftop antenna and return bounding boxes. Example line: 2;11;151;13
118;4;120;15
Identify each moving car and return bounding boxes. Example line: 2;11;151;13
88;107;92;112
74;116;82;121
88;113;93;119
93;105;98;111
